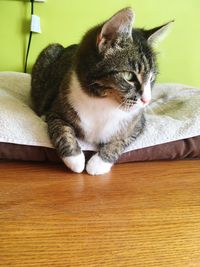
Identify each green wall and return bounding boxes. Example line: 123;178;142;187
0;0;200;87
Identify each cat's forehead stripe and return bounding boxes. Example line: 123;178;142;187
134;71;142;84
134;56;151;74
134;62;139;73
134;70;153;85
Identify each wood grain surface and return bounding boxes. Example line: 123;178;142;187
0;160;200;267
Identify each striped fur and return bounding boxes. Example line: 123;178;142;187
31;8;171;175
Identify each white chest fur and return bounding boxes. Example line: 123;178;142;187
68;73;140;144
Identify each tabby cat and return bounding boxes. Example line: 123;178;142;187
31;8;172;175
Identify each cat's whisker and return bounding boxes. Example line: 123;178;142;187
117;99;127;111
146;105;156;115
154;105;166;113
150;97;158;102
90;81;99;86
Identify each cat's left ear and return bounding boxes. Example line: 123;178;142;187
97;8;135;53
145;20;174;45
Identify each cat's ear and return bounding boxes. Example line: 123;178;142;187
145;21;174;45
97;7;135;53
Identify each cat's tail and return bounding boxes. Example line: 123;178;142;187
31;44;65;115
31;43;64;84
33;43;64;73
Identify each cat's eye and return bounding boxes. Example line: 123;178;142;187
122;72;134;82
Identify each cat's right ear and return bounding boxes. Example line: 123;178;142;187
97;8;135;53
145;21;174;45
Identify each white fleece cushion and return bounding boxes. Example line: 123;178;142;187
0;71;200;152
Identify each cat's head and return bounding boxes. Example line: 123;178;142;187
75;7;173;111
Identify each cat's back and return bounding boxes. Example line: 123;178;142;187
31;43;77;115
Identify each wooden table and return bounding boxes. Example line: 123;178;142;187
0;160;200;267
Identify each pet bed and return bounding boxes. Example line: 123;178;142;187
0;72;200;163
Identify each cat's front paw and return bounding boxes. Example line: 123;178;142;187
86;153;113;175
62;151;85;173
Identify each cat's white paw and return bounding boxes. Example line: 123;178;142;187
86;153;113;175
62;151;85;173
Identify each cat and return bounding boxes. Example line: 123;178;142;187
31;7;172;175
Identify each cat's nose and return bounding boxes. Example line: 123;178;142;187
141;97;150;105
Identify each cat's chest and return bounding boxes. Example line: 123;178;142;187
77;102;130;143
